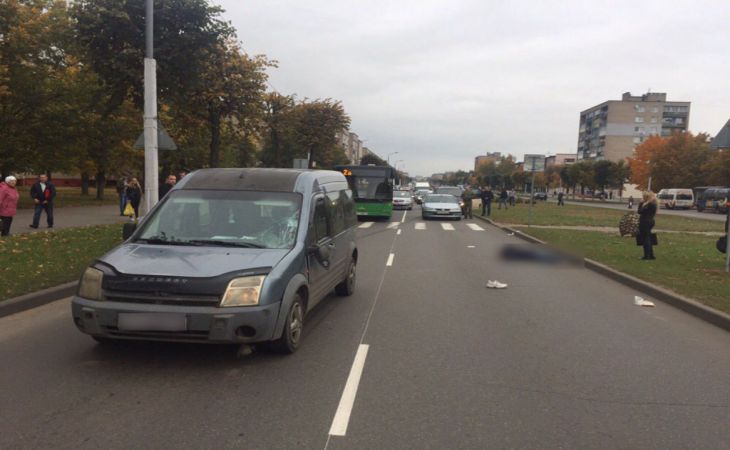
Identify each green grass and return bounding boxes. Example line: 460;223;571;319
16;186;120;209
482;201;723;232
0;224;123;300
523;228;730;314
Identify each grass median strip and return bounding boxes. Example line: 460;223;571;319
521;228;730;315
0;224;123;300
482;202;723;232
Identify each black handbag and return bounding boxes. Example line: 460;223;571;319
636;233;659;246
717;236;727;254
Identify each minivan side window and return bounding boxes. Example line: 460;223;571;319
326;191;345;235
343;189;357;227
313;197;329;241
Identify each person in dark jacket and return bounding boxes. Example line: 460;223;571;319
461;187;473;219
29;174;56;228
158;174;177;199
637;191;657;260
481;186;494;216
126;177;143;220
498;188;508;210
557;191;565;206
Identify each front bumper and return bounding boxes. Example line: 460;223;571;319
422;210;461;219
393;202;413;209
71;296;280;344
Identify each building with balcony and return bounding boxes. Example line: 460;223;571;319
577;92;690;162
336;130;365;165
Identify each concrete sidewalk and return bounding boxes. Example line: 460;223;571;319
5;204;128;236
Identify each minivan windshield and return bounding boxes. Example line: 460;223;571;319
136;190;302;249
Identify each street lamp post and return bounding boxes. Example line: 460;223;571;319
387;152;398;166
143;0;159;215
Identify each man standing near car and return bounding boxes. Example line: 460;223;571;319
498;188;508;210
481;186;494;216
461;187;473;219
158;174;177;199
29;173;56;229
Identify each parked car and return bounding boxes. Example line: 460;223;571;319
393;190;414;210
72;168;358;354
533;192;548;200
697;187;729;213
657;188;694;209
435;186;465;208
421;194;462;220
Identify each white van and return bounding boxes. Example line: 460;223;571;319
657;188;694;209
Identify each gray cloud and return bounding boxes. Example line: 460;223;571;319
215;0;730;176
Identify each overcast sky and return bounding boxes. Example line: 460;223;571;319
214;0;730;176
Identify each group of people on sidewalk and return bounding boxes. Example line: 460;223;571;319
116;172;186;220
0;174;56;236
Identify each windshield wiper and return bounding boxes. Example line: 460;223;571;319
136;238;200;246
188;239;267;248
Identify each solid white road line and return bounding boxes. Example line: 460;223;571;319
467;223;485;231
358;222;374;229
397;229;402;235
401;210;407;223
415;222;426;230
386;253;395;266
387;222;399;229
328;344;370;437
441;223;455;231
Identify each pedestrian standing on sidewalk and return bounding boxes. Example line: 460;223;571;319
637;191;657;260
126;177;143;220
557;191;565;206
159;174;177;199
628;195;634;209
498;188;508;209
116;176;128;216
29;174;56;229
0;176;20;236
481;186;494;216
461;187;473;219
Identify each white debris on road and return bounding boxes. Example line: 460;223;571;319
634;296;655;307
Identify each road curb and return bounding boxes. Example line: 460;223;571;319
0;282;76;319
474;214;730;331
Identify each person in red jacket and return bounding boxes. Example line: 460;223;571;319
0;176;20;236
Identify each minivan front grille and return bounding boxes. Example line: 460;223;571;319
103;290;221;307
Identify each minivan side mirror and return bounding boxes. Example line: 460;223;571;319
308;241;332;264
122;222;137;240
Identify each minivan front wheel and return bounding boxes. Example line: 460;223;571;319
335;259;356;296
270;295;304;354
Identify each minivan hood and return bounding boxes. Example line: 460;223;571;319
100;243;290;278
424;202;459;209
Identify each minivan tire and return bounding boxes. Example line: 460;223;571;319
270;294;304;354
335;259;356;296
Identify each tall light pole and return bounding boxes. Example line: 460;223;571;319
143;0;159;215
387;151;398;166
646;159;652;192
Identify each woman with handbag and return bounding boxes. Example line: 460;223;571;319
637;191;657;260
125;178;143;220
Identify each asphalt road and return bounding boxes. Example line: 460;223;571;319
1;208;728;449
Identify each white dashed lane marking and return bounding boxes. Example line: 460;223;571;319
467;223;485;231
387;222;399;229
358;222;374;229
386;253;395;266
415;222;426;230
328;344;370;437
441;223;455;231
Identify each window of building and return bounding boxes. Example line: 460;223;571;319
651;117;657;123
636;105;645;112
633;137;641;143
650;127;657;134
635;117;644;123
652;107;658;113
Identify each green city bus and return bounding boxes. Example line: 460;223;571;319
335;165;395;219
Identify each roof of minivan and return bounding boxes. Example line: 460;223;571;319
180;168;307;192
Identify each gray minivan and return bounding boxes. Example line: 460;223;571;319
72;168;358;354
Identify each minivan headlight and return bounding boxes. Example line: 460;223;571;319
220;276;266;307
78;267;103;301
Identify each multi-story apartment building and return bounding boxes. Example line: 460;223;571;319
545;154;576;167
474;152;502;171
577;92;690;162
336;130;364;165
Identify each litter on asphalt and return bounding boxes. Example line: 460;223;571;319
634;295;655;307
486;280;508;289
